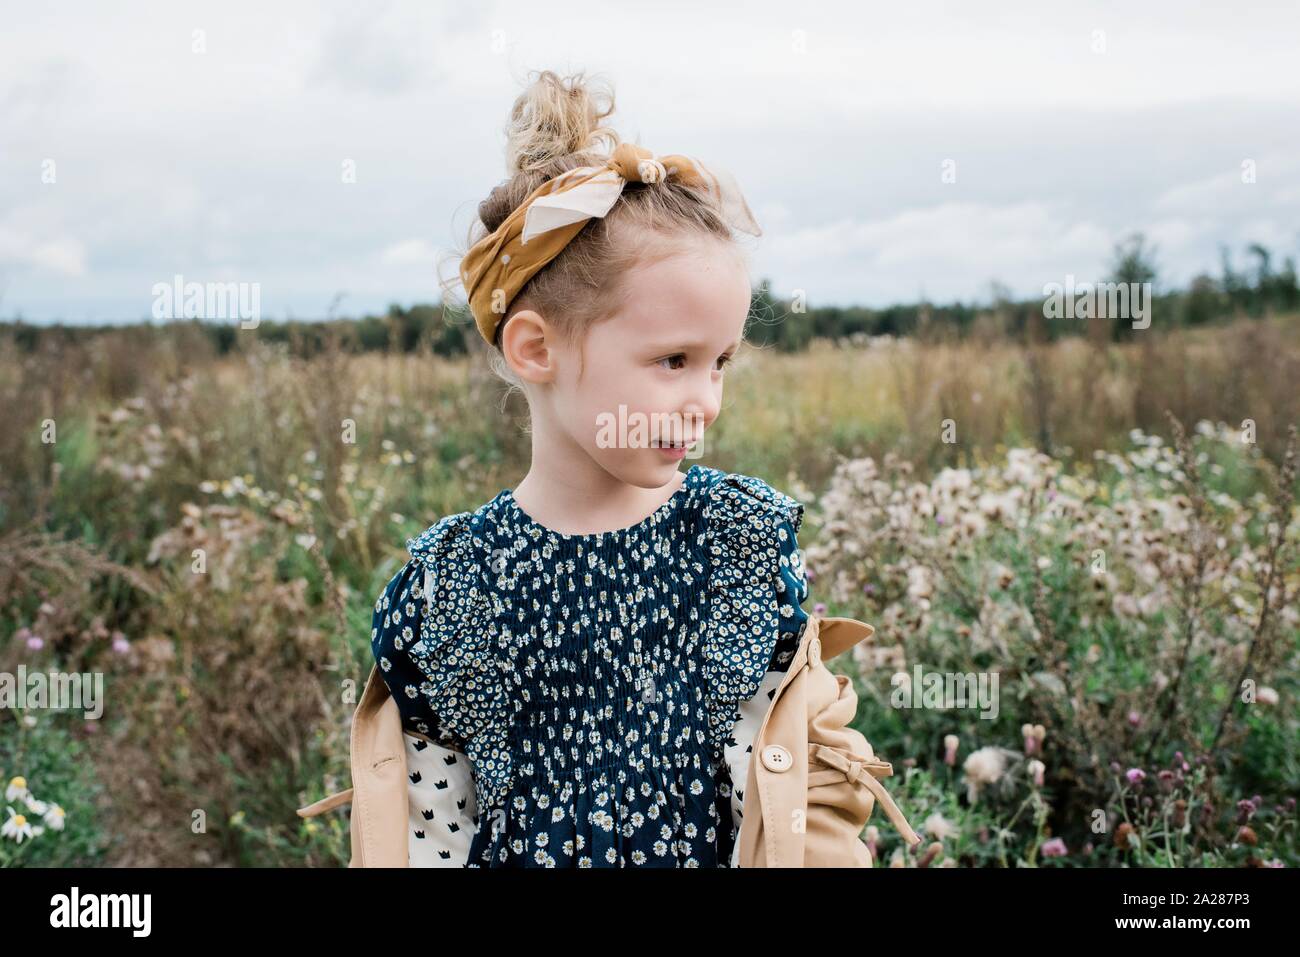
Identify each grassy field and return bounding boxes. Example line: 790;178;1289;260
0;314;1296;866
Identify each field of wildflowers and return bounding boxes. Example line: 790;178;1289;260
0;315;1295;866
803;421;1297;866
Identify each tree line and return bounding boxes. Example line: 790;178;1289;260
3;234;1296;357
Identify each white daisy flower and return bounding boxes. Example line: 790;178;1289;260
3;806;36;843
5;777;29;803
44;805;67;831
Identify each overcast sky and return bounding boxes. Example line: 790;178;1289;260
3;0;1299;324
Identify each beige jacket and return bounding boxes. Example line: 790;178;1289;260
297;614;920;867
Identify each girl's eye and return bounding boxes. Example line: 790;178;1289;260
657;354;733;371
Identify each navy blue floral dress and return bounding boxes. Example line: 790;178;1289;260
369;464;809;867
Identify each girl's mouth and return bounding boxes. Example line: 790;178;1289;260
651;439;695;460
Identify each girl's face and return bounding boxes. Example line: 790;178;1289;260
509;236;752;492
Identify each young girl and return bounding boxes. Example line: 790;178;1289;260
370;69;811;867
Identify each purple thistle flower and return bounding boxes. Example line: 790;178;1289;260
1236;799;1256;824
1125;768;1146;785
1040;837;1067;858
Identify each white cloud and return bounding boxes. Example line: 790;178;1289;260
0;226;87;277
760;201;1113;303
30;238;87;277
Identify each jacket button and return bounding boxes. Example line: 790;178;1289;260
761;744;793;772
807;636;822;669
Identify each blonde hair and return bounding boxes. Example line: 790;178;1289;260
440;69;745;391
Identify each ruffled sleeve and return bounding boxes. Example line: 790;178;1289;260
700;471;811;768
370;512;509;809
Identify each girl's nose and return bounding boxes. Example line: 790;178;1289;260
684;392;720;429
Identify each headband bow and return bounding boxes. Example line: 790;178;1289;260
459;141;762;346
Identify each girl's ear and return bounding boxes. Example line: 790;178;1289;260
500;308;558;383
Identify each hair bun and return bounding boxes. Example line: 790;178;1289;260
504;69;620;175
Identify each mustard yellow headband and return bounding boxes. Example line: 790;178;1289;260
459;141;762;346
